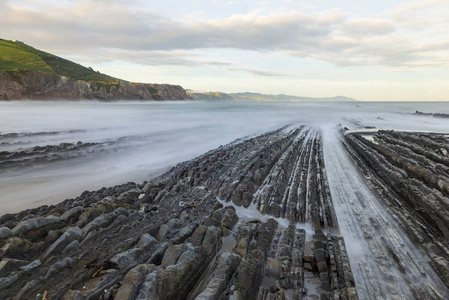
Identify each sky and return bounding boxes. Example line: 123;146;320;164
1;0;448;101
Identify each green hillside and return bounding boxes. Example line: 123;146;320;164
0;39;118;82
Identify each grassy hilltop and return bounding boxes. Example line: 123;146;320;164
0;38;117;82
0;39;188;100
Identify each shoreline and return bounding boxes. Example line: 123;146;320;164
0;126;357;299
2;126;449;299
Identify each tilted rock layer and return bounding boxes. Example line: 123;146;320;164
0;71;188;100
0;126;356;300
345;130;449;293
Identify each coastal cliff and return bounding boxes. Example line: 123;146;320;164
0;70;188;101
0;39;189;101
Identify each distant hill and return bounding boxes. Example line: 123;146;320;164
0;39;188;100
186;91;234;101
188;90;358;102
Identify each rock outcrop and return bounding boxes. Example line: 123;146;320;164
0;126;358;299
3;125;449;299
0;71;189;101
345;130;449;291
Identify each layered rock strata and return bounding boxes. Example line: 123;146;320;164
0;140;104;173
345;130;449;292
0;71;188;100
0;126;356;299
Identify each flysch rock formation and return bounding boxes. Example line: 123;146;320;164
0;71;188;101
0;140;105;173
0;126;356;300
344;129;449;298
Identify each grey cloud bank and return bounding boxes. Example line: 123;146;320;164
1;0;448;69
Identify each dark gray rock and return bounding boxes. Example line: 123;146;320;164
137;233;158;253
161;244;185;267
0;258;29;277
11;215;63;236
0;237;32;257
0;272;19;289
110;248;143;270
191;252;241;299
43;257;77;279
14;279;41;300
156;224;170;242
0;227;12;239
118;188;142;203
20;259;41;272
115;264;158;299
41;227;82;260
81;207;128;239
62;206;84;220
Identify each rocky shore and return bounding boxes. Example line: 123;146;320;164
0;126;356;300
0;140;105;173
344;129;449;296
414;111;449;119
0;71;188;101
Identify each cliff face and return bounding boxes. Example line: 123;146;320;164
0;71;189;101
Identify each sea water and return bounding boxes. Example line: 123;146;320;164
0;100;448;215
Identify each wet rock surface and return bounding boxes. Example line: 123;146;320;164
0;126;357;299
345;129;449;297
0;130;157;176
414;111;449;119
0;140;105;172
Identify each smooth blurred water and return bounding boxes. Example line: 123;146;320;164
0;100;448;215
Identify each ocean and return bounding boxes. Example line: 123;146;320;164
0;100;448;215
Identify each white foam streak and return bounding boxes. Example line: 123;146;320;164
216;196;315;235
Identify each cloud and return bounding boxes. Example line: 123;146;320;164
94;49;233;67
0;2;345;52
224;66;290;77
339;18;395;36
1;0;449;69
390;0;448;17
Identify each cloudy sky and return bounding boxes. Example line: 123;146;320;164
1;0;448;101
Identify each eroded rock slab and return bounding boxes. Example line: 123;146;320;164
345;129;449;297
0;126;356;299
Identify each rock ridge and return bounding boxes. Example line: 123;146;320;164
344;129;449;296
0;126;357;300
